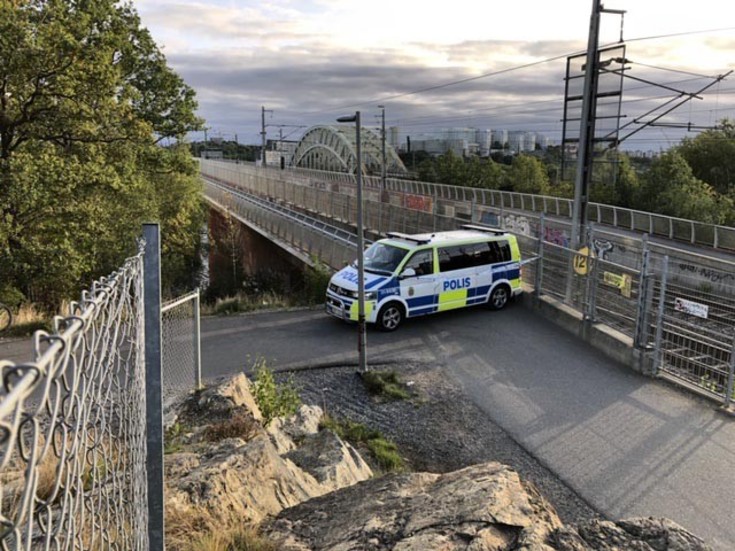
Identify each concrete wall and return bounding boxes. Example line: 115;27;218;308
208;208;305;296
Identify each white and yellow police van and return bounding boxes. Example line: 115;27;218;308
325;224;522;331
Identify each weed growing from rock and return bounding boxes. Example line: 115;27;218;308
252;358;301;426
319;414;404;473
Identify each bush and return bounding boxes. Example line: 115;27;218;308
252;358;301;426
301;262;333;305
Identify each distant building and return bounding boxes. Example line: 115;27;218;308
201;148;223;159
394;126;552;157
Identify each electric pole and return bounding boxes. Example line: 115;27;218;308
570;0;625;249
570;0;602;250
261;106;273;166
378;105;387;200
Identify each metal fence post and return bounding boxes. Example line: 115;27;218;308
634;234;651;348
194;288;203;390
585;224;598;322
143;223;165;551
535;213;545;299
652;256;669;376
726;338;735;409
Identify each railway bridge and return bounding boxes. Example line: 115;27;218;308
199;158;735;408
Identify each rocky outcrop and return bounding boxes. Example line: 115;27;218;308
164;375;372;528
164;374;711;551
553;517;711;550
264;462;563;550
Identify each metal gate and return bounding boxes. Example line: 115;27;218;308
650;256;735;406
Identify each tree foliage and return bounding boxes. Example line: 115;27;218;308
0;0;204;306
677;119;735;197
507;154;550;194
635;151;732;224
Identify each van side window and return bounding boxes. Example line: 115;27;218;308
488;240;511;263
404;249;434;276
439;241;511;272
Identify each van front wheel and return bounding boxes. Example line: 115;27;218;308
377;303;404;332
488;285;510;310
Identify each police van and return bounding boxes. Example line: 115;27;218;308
325;224;522;331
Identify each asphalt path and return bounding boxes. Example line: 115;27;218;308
199;302;735;550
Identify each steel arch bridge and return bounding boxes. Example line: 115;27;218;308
292;125;408;174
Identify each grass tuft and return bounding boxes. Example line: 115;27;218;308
360;370;410;401
167;504;278;551
319;414;404;473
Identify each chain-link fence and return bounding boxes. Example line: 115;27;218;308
0;248;148;550
162;289;202;400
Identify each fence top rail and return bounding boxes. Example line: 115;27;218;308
162;289;200;313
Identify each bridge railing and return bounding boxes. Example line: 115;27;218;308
203;178;359;270
200;159;735;252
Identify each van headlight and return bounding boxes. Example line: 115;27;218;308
349;290;377;300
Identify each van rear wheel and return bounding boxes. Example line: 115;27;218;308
377;302;404;332
488;285;510;310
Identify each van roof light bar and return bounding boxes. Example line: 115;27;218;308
386;231;432;245
461;224;507;235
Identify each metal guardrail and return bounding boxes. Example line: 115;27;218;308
200;159;735;252
203;177;365;270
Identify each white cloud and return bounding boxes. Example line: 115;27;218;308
134;0;735;150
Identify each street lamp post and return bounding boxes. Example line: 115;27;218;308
336;111;367;373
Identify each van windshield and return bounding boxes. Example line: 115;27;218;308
362;243;408;275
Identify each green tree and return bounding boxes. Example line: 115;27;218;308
464;156;505;189
0;1;204;306
589;151;639;207
677;119;735;196
507;154;550;194
434;150;466;185
636;151;731;224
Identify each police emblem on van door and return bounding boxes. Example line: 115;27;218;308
408;287;415;297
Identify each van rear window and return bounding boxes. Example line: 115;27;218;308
438;241;511;272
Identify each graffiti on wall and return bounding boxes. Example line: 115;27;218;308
502;214;531;237
480;212;499;226
678;263;735;284
543;227;569;248
592;239;614;260
404;194;433;212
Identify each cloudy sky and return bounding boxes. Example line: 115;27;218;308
135;0;734;151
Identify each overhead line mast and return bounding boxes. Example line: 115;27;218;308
570;0;626;250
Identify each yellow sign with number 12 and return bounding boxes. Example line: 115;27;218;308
573;246;592;276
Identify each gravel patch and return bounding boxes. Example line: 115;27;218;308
276;360;601;525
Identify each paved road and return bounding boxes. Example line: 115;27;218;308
200;303;735;550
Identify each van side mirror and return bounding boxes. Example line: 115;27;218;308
400;268;416;279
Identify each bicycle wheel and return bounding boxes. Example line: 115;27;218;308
0;304;12;332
